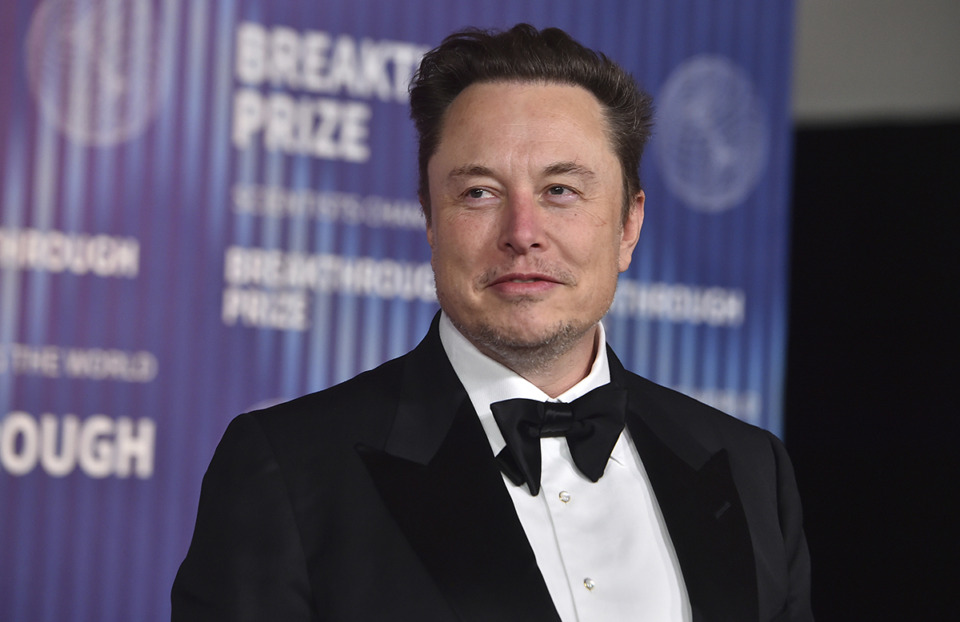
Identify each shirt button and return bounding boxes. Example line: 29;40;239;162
583;578;596;590
559;491;571;503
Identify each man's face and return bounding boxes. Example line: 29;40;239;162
425;81;643;367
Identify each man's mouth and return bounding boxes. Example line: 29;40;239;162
490;273;558;286
482;272;567;298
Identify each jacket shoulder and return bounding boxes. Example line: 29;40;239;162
622;371;768;440
234;352;410;458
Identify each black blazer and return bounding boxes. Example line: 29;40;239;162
172;315;812;621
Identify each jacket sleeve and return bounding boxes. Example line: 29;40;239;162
769;432;814;621
171;413;318;621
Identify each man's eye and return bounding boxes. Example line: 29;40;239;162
467;188;490;198
547;186;569;195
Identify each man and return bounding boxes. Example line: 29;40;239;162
172;24;812;621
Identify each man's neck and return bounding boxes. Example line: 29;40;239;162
525;328;598;397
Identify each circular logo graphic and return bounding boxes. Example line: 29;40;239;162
655;55;769;213
24;0;169;147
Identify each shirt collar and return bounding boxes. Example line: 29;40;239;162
438;312;623;464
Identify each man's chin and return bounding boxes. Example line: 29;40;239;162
457;316;566;348
452;316;595;372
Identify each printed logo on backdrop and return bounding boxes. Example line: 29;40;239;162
24;0;170;147
224;22;434;332
229;21;429;228
0;343;159;479
232;22;428;164
0;411;155;479
655;55;769;213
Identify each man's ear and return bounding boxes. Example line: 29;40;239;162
618;191;644;273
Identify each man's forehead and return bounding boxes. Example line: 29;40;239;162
459;84;608;144
436;83;610;147
426;81;621;192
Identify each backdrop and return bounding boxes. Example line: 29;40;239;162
0;1;794;619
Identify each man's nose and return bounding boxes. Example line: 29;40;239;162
497;194;546;254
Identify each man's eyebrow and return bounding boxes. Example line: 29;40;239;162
543;162;597;180
447;162;597;180
447;164;495;179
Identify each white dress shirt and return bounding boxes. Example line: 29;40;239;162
439;313;691;622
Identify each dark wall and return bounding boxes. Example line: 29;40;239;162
785;123;958;620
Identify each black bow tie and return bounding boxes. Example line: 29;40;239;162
490;384;628;496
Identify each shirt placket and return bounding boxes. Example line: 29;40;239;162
538;437;606;621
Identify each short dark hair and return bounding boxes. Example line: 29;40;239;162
409;23;654;223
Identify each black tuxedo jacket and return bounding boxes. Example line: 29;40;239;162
172;316;812;621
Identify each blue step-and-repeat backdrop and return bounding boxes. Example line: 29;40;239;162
0;1;794;619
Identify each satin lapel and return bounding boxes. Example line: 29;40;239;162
608;348;759;621
357;316;560;622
